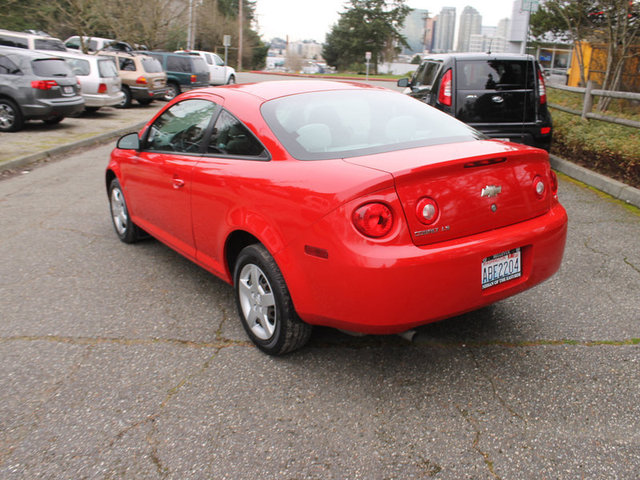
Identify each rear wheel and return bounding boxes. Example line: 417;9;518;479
227;74;236;85
234;244;312;355
108;178;144;243
0;98;23;132
118;86;132;108
163;83;180;101
137;98;153;106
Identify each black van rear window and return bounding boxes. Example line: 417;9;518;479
457;60;535;90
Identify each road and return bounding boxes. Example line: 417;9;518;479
0;73;639;479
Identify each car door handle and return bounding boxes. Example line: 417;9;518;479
172;177;185;189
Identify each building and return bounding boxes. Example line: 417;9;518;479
400;9;429;55
507;0;530;53
432;7;456;53
456;6;482;52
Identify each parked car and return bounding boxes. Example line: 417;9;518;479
145;51;209;101
0;46;84;132
55;51;124;111
64;36;133;53
106;81;568;355
99;51;167;107
0;29;67;52
175;50;236;85
398;53;553;151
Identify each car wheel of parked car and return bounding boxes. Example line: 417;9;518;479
108;178;145;244
137;98;153;106
85;107;101;113
118;86;132;108
0;98;24;132
227;75;236;85
164;83;180;101
234;244;312;355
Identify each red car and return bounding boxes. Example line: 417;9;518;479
106;81;567;355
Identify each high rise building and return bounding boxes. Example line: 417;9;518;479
400;9;430;54
432;7;456;53
456;6;482;52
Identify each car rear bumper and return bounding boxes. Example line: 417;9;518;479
22;97;86;119
82;91;125;107
279;203;568;334
129;85;167;100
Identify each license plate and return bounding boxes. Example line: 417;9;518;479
63;86;73;95
482;248;521;289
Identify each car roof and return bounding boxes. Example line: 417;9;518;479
0;45;57;60
199;80;386;102
420;52;535;62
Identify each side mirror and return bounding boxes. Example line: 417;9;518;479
397;78;410;88
117;132;140;150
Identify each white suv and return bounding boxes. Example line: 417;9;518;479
0;29;67;52
175;50;236;85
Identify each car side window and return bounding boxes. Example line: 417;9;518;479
119;58;136;71
0;56;21;75
167;55;191;72
212;54;224;66
145;99;218;154
0;34;28;49
414;61;440;88
204;54;213;65
207;110;268;158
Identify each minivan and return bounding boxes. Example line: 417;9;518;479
398;53;552;151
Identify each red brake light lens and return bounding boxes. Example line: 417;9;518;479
416;197;439;225
438;69;452;106
550;170;558;194
136;76;148;85
352;202;394;238
537;69;547;105
31;80;58;90
191;74;197;83
98;83;107;93
540;126;551;135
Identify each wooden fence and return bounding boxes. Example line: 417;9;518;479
548;81;640;129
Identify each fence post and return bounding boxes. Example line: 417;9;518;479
582;80;593;120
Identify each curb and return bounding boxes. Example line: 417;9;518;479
0;121;147;173
549;154;640;209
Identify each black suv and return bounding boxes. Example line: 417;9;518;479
398;53;552;151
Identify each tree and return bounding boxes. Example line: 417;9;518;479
323;0;411;73
531;0;640;109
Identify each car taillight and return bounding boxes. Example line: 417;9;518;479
31;80;58;90
540;126;551;135
136;76;148;85
438;69;452;106
191;75;197;83
98;83;107;93
415;197;439;225
352;202;394;238
537;69;547;105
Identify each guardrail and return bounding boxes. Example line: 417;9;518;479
548;81;640;129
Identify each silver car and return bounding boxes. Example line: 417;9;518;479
56;51;124;111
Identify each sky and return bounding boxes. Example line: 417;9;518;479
254;0;517;43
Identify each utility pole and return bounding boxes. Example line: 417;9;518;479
237;0;243;71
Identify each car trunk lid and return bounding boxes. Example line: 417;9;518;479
344;140;553;246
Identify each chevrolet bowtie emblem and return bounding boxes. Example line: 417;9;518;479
481;185;502;198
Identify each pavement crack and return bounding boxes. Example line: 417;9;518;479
456;405;502;480
623;257;640;274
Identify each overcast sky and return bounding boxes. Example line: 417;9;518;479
254;0;518;43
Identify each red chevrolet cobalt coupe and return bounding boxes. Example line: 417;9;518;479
106;81;567;355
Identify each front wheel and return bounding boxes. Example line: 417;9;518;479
234;244;312;355
0;98;23;132
108;178;144;243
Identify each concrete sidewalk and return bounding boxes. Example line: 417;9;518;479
1;98;638;209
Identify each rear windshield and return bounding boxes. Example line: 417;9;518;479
261;89;482;161
0;34;28;49
457;60;535;90
192;57;208;74
32;58;73;77
98;58;118;77
64;57;91;76
34;38;67;52
142;56;163;73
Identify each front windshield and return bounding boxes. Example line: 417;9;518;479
261;89;483;160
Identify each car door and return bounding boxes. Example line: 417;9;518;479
206;53;226;85
191;109;270;278
121;98;219;258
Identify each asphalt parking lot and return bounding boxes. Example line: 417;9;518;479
1;74;639;479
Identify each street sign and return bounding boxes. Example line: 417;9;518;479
223;35;231;47
365;51;372;61
522;0;539;13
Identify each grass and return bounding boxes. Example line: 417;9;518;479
547;88;640;188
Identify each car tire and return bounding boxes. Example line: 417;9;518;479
0;98;24;132
85;106;101;113
234;244;312;355
137;98;153;106
108;178;145;244
43;115;64;125
227;74;236;85
118;86;132;108
164;83;180;101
